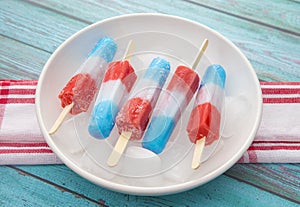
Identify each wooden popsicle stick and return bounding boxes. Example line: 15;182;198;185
192;136;206;170
123;40;134;61
107;131;132;167
191;38;209;70
48;102;74;135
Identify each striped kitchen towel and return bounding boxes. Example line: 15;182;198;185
0;80;62;164
239;82;300;163
0;80;299;165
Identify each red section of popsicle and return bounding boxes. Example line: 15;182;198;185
167;66;200;103
116;97;152;140
58;73;97;115
103;60;137;92
186;102;221;145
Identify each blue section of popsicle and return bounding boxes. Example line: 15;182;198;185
200;64;226;89
142;116;175;154
88;100;119;139
143;57;171;88
88;37;117;63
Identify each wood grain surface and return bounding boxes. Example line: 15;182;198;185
0;0;299;206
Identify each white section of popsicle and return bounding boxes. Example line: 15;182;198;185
154;89;188;123
95;80;128;106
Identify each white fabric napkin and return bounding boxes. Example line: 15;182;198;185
0;80;299;165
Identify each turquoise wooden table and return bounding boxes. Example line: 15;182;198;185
1;0;299;206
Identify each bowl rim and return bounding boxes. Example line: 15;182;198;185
35;13;263;196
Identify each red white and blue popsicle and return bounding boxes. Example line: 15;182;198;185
88;41;137;139
187;64;226;169
48;37;117;135
107;57;171;167
142;39;209;154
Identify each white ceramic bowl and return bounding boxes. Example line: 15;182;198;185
36;13;262;195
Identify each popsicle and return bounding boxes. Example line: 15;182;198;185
48;37;117;135
107;57;171;166
88;41;137;139
141;39;209;154
187;64;226;169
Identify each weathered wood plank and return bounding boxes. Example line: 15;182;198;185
24;0;120;23
184;0;300;35
0;166;105;207
225;163;300;203
0;0;87;53
0;35;50;79
13;165;300;206
1;0;298;82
